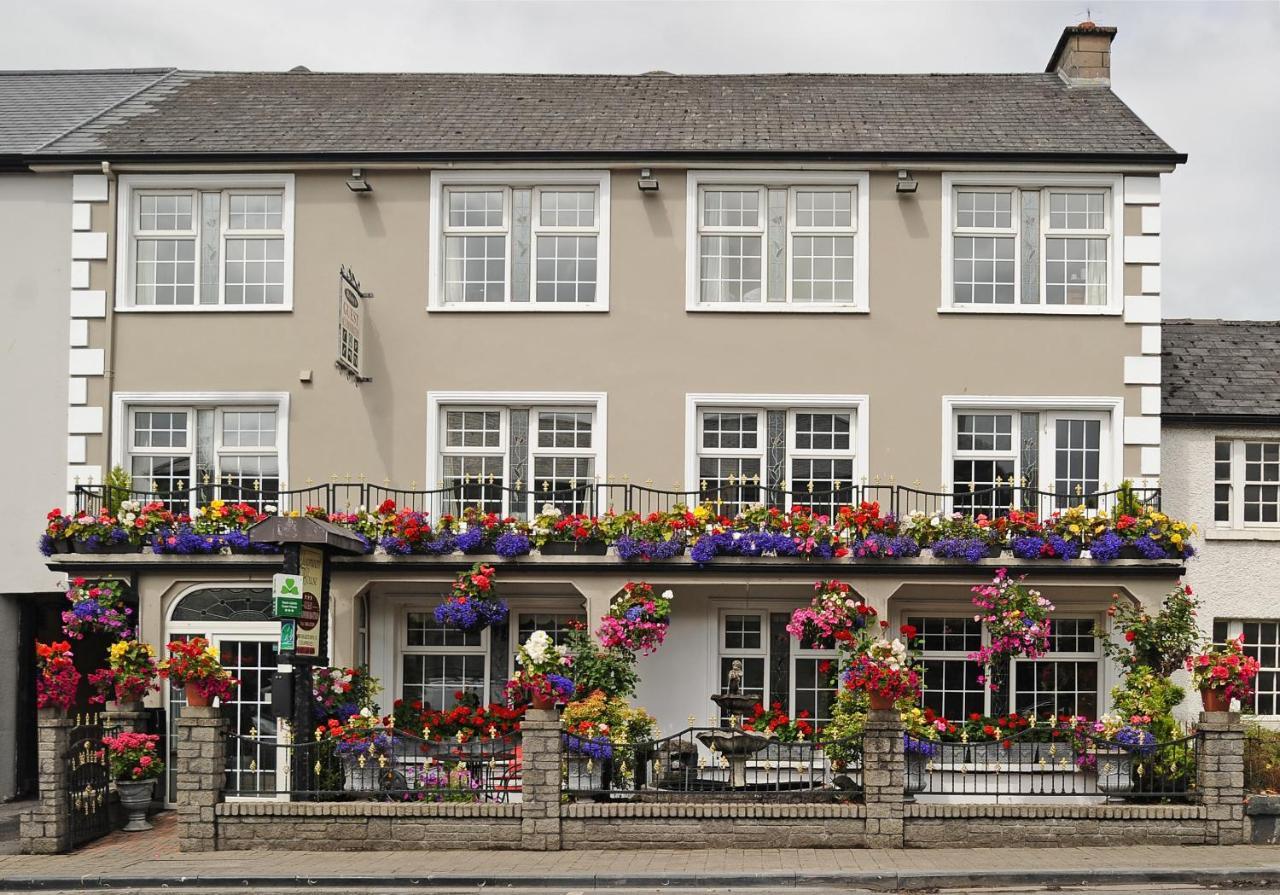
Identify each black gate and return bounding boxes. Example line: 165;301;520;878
64;717;111;848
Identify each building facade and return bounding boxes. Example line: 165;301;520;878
5;24;1195;800
1162;319;1280;722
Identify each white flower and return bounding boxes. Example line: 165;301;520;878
661;589;675;601
540;504;562;518
265;504;278;515
360;707;372;718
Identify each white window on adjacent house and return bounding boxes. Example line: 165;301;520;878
943;176;1121;312
687;173;869;311
125;403;282;514
402;610;487;711
1214;619;1280;715
948;406;1112;517
430;172;609;310
691;400;861;518
1215;439;1280;528
118;176;293;310
434;398;603;518
1011;617;1100;719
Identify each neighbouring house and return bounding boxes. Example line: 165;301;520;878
1162;319;1280;722
9;21;1194;813
0;68;178;802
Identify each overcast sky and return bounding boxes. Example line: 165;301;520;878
6;0;1276;318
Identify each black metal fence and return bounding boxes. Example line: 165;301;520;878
902;729;1199;802
65;716;114;848
223;730;521;802
561;727;863;803
75;481;1160;521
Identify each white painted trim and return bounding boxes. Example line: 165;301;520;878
71;174;108;202
1141;386;1162;416
1140;266;1161;295
424;390;609;493
1140;446;1161;476
682;393;871;492
940;172;1125;315
1140;206;1161;235
427;169;611;312
70;290;106;318
1123;176;1161;205
114;173;296;312
109;391;291;485
1140;325;1161;356
1124;356;1161;385
1124;295;1161;324
1124;235;1161;265
1123;416;1161;446
67;436;86;465
684;170;871;313
939;395;1125;494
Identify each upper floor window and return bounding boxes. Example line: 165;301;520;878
1215;439;1280;528
942;175;1122;313
124;401;282;515
429;393;606;518
688;396;866;517
686;172;869;312
945;401;1117;517
429;171;610;311
116;175;294;311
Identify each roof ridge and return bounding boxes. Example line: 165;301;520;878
33;68;180;152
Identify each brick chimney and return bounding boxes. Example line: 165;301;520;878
1046;21;1118;86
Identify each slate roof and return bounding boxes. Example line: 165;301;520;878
0;69;175;153
1163;320;1280;421
24;70;1179;160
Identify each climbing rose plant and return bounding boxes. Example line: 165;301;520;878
967;568;1055;692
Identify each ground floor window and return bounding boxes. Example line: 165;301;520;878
402;609;487;710
909;614;987;719
512;610;585;677
718;610;768;721
1214;618;1280;715
791;650;839;727
1011;617;1100;719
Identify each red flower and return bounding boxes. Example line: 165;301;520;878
900;624;918;639
1124;630;1136;642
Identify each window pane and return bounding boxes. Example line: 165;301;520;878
138;193;194;232
222;411;277;448
953;459;1016;519
539;190;595;227
227;193;283;231
790;457;854;517
224;238;285;305
442;455;504;515
134;410;189;449
792;235;855;303
700;235;762;303
406;611;482;648
955;413;1013;453
445;235;506;303
955;190;1012;229
1048;191;1106;231
1045;237;1107;305
535;235;596;303
953;236;1015;304
445;410;502;448
532;455;594;514
702;190;760;228
448;190;504;228
1053;418;1101;505
723;613;762;650
794;413;851;451
136;238;196;305
536;411;592;449
794;189;853;229
792;657;838;727
402;653;485;712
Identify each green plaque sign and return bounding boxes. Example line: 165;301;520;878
272;573;304;618
279;619;297;652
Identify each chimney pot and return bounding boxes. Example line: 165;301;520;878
1046;22;1117;86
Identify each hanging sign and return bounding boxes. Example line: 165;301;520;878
279;619;297;652
271;573;304;618
336;266;366;380
295;546;324;658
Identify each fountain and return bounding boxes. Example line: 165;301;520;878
697;659;772;788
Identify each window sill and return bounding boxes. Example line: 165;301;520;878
937;306;1121;317
114;304;293;313
1205;528;1280;542
686;304;869;314
428;303;609;313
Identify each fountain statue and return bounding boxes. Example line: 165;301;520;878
698;659;771;787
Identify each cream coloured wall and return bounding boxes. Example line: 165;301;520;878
104;168;1146;492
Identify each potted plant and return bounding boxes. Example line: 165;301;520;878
434;563;508;633
101;732;164;831
316;709;398;791
159;637;238;707
88;639;159;711
533;507;608;555
35;640;80;715
1186;635;1260;712
786;579;870;649
507;630;574;710
61;578;134;640
842;630;920;711
596;582;673;656
560;690;655;792
1090;716;1157;796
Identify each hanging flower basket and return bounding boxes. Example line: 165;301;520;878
434;563;508;633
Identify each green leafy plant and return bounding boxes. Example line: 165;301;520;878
1246;726;1280;794
103;465;132;518
563;625;639;699
1096;583;1201;679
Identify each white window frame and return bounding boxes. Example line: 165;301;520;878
1215;438;1280;530
1215;619;1280;718
685;171;870;313
399;605;490;710
510;603;587;679
717;608;770;715
110;391;290;509
684;394;870;497
939;396;1122;501
1010;614;1103;719
898;605;992;720
426;391;608;517
940;173;1124;315
115;174;295;312
790;639;840;728
428;170;610;312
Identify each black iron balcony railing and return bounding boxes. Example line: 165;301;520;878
71;480;1160;522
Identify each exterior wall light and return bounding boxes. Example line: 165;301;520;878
346;168;373;193
895;169;918;194
637;168;659;192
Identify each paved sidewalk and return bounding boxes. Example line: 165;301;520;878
1;813;1278;891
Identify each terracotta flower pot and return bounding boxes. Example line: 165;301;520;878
868;692;896;711
185;683;211;707
530;694;555;711
1201;686;1231;712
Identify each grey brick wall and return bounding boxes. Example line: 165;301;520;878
904;803;1212;848
18;711;73;854
1197;710;1247;845
176;707;226;853
215;802;522;850
562;803;867;849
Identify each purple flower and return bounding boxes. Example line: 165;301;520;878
434;596;507;632
615;535;683;562
454;527;486;554
493;532;532;558
1089;531;1124;563
853;533;920;559
1133;534;1172;560
931;537;992;563
564;732;613;762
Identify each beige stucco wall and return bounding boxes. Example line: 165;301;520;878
104;168;1145;491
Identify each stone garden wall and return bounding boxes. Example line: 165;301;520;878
215;801;522;850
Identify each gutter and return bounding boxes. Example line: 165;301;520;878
1163;413;1280;426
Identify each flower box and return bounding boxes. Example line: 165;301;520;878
343;759;387;792
541;539;609;556
72;538;139;554
1092;748;1136;795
